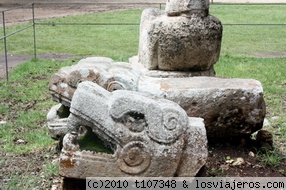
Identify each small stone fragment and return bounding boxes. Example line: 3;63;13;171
231;157;245;166
248;151;255;157
13;138;27;145
225;159;234;164
0;121;7;125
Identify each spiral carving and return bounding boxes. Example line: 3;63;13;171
146;104;188;144
117;141;151;174
163;112;180;130
107;81;126;91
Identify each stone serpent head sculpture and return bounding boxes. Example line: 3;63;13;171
59;81;207;178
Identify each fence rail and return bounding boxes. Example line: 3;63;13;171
1;2;286;81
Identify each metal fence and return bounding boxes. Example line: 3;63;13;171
1;2;286;81
1;3;36;81
0;2;165;81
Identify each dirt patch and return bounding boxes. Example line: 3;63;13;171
254;52;286;58
0;147;59;189
202;143;286;177
0;3;160;25
0;53;79;80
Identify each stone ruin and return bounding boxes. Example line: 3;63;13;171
47;0;266;180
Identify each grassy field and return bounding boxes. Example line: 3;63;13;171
0;4;286;189
1;5;286;57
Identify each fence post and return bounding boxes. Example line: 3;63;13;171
2;11;8;81
32;3;37;60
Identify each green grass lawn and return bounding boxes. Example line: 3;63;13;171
0;4;286;188
2;5;286;57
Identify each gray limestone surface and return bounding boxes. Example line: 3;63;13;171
137;76;266;138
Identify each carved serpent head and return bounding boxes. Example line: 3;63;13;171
60;81;203;177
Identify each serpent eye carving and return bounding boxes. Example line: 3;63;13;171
121;112;146;132
117;141;151;174
109;93;147;132
109;92;188;143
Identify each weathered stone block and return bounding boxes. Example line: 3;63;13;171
138;8;222;71
137;76;266;138
59;81;207;178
